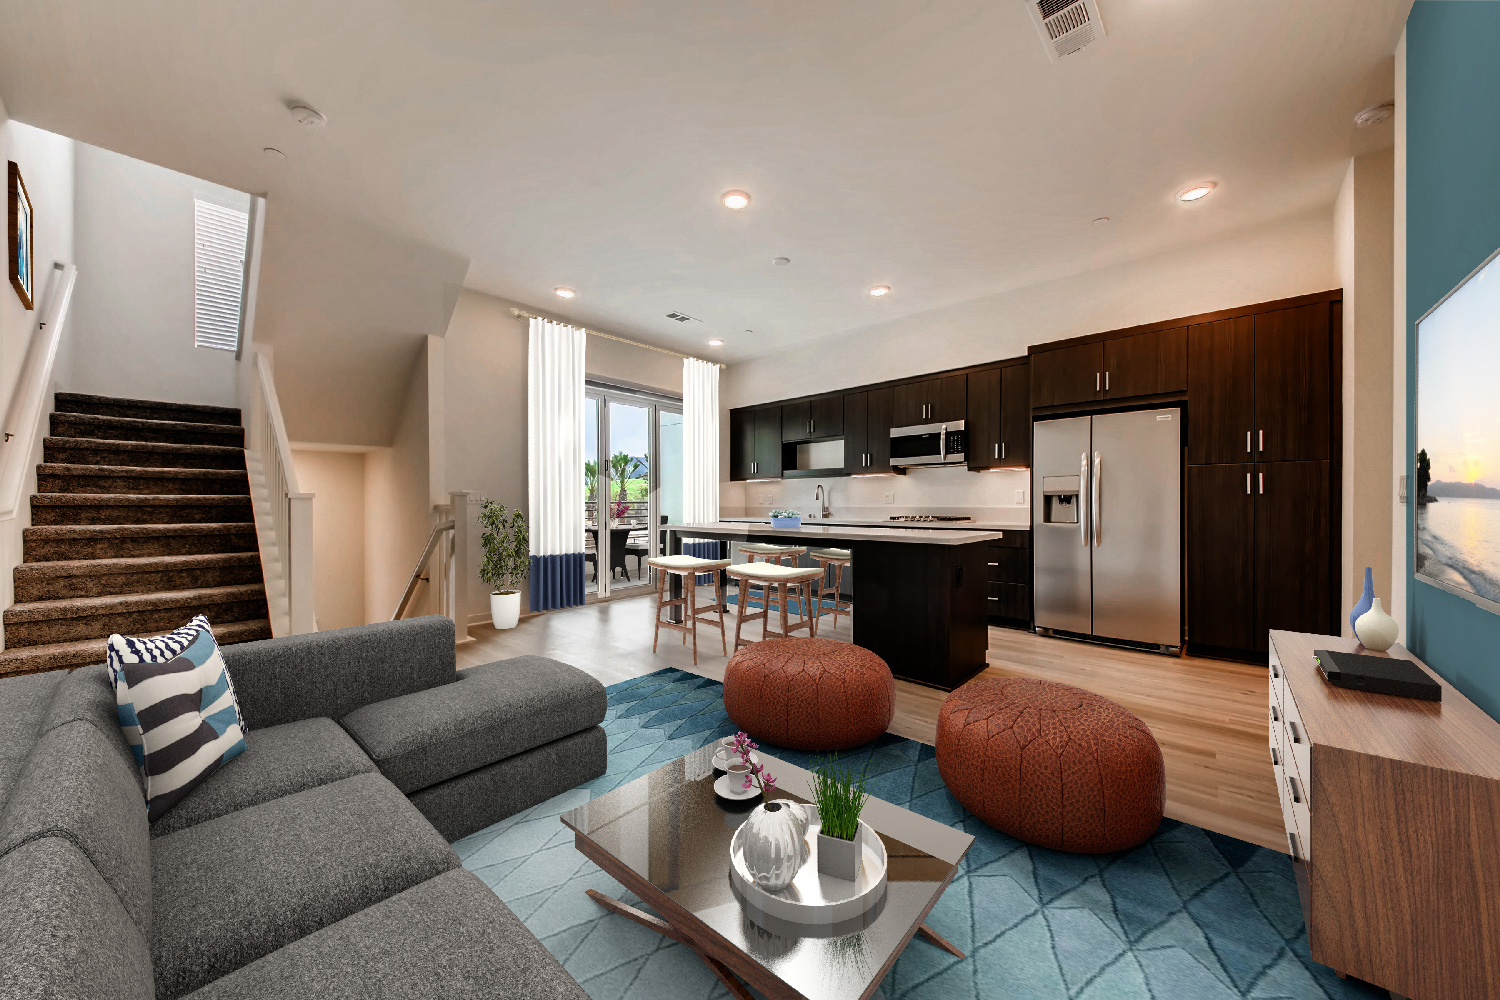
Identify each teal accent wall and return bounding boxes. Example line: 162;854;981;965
1407;2;1500;720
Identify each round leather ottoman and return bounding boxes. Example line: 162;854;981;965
723;638;894;751
936;677;1164;853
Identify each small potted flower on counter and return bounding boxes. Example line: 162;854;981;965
769;509;802;529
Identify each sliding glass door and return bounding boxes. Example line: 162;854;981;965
584;385;682;598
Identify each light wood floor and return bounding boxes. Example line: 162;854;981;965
459;594;1283;852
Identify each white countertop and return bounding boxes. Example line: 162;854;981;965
721;516;1030;531
666;521;1008;545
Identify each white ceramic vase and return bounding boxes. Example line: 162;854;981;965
739;801;805;892
490;591;521;630
1354;597;1399;652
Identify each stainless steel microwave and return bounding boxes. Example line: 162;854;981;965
890;420;966;467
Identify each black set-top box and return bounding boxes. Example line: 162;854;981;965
1313;649;1442;702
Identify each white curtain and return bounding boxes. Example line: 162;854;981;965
527;317;586;610
682;357;720;525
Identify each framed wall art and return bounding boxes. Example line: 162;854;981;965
9;160;33;310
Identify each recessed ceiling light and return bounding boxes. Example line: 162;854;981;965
1355;101;1395;128
772;257;790;266
288;104;326;128
1092;216;1111;226
707;338;724;347
554;287;576;299
869;285;891;297
1177;182;1217;202
262;147;286;159
721;190;751;210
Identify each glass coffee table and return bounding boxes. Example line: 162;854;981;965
560;745;974;1000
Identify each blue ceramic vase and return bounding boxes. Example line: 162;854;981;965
1349;566;1374;635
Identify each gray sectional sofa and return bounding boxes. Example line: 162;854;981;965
0;615;607;999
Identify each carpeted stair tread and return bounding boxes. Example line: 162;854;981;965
36;463;250;496
53;391;242;426
23;522;259;561
0;619;273;677
43;437;246;470
4;584;271;647
13;552;264;601
50;411;245;447
29;493;253;525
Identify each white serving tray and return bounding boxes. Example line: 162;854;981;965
728;810;887;936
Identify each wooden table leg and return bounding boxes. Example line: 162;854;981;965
917;922;966;959
586;890;755;999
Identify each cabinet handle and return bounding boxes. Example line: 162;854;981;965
1269;746;1279;766
1246;431;1251;454
1287;774;1302;805
1288;720;1303;745
1245;473;1250;495
1259;472;1264;495
1105;371;1110;391
1096;372;1101;392
994;443;999;459
1270;705;1279;723
1001;443;1006;459
1259;429;1264;452
988;561;999;566
1287;831;1300;861
1270;662;1280;679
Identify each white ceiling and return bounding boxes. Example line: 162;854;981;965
0;0;1407;366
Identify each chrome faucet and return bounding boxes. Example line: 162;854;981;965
815;485;831;519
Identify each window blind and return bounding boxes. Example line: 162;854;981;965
193;200;249;351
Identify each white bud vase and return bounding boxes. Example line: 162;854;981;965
1354;597;1399;652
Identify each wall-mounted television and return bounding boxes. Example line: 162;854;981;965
1415;243;1500;613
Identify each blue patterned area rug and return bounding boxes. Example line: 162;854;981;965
455;668;1385;1000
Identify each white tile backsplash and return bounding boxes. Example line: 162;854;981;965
720;465;1031;526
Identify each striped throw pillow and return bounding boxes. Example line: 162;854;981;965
109;616;247;821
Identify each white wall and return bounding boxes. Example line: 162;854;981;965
291;447;368;631
1335;147;1396;632
66;142;247;407
364;346;433;624
0;113;74;645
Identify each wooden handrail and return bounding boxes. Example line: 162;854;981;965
392;519;455;621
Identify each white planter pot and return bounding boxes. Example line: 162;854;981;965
490;591;521;630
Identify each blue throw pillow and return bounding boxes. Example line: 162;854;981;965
108;616;247;821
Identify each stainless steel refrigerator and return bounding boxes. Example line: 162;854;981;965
1032;407;1181;650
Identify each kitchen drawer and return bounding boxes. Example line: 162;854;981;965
1280;678;1310;784
1284;766;1311;858
987;582;1031;621
1268;648;1286;711
986;546;1029;583
1272;760;1311;862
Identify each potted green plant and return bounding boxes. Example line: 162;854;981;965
478;500;529;629
770;509;802;530
812;755;870;881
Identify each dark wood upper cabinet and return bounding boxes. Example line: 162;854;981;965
893;375;966;426
1186;463;1257;652
999;363;1031;468
844;391;869;473
781;400;810;443
810;395;843;438
1255;303;1331;463
1031;342;1103;408
752;405;782;478
729;408;756;481
1255;460;1332;644
1187;316;1256;465
1103;327;1187;398
966;368;1000;470
866;387;893;472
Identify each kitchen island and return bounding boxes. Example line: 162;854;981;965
662;521;1007;689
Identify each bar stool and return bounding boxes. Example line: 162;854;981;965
738;542;806;567
808;547;853;629
725;562;827;650
647;554;732;665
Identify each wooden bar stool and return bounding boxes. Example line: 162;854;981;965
647;554;732;665
725;563;826;650
808;547;853;629
738;542;806;567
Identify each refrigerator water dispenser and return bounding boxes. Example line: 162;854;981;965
1041;476;1081;524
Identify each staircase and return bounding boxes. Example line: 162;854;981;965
0;393;272;677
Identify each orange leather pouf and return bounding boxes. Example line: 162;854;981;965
723;638;894;751
936;676;1164;854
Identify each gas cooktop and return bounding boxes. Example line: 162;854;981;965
888;514;973;523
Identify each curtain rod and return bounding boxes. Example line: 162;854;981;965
510;308;724;368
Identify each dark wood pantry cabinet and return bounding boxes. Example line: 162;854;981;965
1186;316;1256;465
728;405;782;480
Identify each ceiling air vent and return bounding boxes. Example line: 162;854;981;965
665;311;700;323
1027;0;1106;63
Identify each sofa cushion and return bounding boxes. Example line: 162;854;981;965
150;717;377;838
40;663;121;741
117;621;248;822
0;719;153;933
150;772;458;999
341;655;607;794
180;869;589;1000
0;670;64;807
0;836;155;1000
223;617;458;730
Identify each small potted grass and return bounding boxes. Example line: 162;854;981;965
770;509;802;530
812;755;870;881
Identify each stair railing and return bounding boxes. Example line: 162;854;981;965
245;351;316;636
0;262;77;521
392;518;455;621
392;491;472;641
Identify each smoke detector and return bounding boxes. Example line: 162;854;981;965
1027;0;1106;63
1355;101;1395;128
288;104;326;128
665;311;700;323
